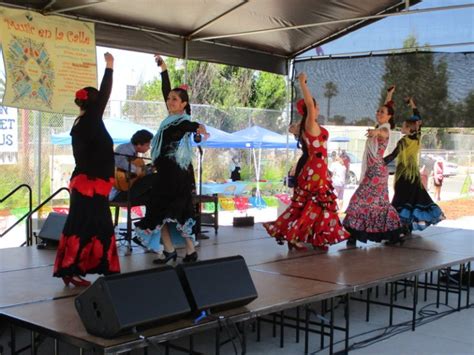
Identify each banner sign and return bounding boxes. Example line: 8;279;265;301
0;105;17;152
0;6;97;114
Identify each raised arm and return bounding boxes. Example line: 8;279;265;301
155;55;171;110
407;97;422;133
96;52;114;116
298;72;320;137
385;85;395;105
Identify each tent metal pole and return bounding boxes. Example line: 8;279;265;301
194;3;474;41
43;1;104;15
184;40;189;84
294;42;474;62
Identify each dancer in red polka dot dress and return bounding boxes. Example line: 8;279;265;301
264;73;349;251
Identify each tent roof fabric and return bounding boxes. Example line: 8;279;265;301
1;1;419;74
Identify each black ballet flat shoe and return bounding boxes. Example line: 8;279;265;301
153;250;177;264
385;237;405;246
346;237;357;247
275;237;285;246
183;252;198;263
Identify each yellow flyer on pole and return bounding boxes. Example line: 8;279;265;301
0;6;97;114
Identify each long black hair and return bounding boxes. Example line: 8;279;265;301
294;99;316;178
171;87;191;115
384;102;395;129
74;87;99;110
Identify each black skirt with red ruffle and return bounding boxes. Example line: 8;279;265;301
53;174;120;277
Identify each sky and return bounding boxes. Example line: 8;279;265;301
298;0;474;58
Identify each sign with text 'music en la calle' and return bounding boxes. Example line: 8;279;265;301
0;6;97;115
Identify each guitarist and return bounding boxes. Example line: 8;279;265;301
109;129;154;205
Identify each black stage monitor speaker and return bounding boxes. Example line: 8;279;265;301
75;267;191;338
36;212;67;247
177;255;258;313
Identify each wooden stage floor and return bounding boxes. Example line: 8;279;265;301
0;224;472;353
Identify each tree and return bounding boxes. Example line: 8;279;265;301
129;57;287;132
249;71;287;110
324;81;338;121
354;117;375;126
331;115;346;125
380;35;449;127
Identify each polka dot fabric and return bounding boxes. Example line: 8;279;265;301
264;127;349;248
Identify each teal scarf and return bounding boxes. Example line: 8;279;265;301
150;113;194;170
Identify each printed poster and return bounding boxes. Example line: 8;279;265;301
0;6;97;114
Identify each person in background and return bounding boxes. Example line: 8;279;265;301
53;52;120;286
329;155;347;210
433;156;444;201
229;156;242;181
340;150;351;183
134;54;209;264
110;129;154;205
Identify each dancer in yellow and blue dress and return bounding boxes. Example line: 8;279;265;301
383;97;445;235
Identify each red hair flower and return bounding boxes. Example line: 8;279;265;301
385;100;394;109
179;84;189;91
75;89;88;101
296;98;306;116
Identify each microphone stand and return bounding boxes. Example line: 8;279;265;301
195;144;209;240
113;152;151;253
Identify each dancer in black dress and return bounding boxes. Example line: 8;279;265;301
135;55;208;264
53;53;120;286
383;97;445;233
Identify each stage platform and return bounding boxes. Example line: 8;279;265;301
0;225;472;354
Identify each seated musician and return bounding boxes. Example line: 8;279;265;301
109;129;154;205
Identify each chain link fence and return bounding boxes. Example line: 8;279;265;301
1;99;473;247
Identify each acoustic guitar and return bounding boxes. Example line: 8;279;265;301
114;157;147;192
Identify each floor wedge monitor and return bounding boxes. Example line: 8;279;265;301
177;255;258;313
75;266;191;338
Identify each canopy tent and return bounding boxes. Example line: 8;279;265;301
51;119;242;147
198;125;243;148
2;1;421;74
51;118;153;145
229;125;297;149
329;136;350;143
225;125;297;198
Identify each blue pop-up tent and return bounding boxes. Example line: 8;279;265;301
229;125;297;149
51;118;154;145
222;125;297;199
197;125;243;148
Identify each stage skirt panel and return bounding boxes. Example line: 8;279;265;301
53;174;120;277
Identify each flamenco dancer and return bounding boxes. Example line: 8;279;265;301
344;86;403;246
53;53;120;286
383;97;445;234
264;73;349;251
135;55;209;264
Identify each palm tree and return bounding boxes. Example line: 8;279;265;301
324;81;338;121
